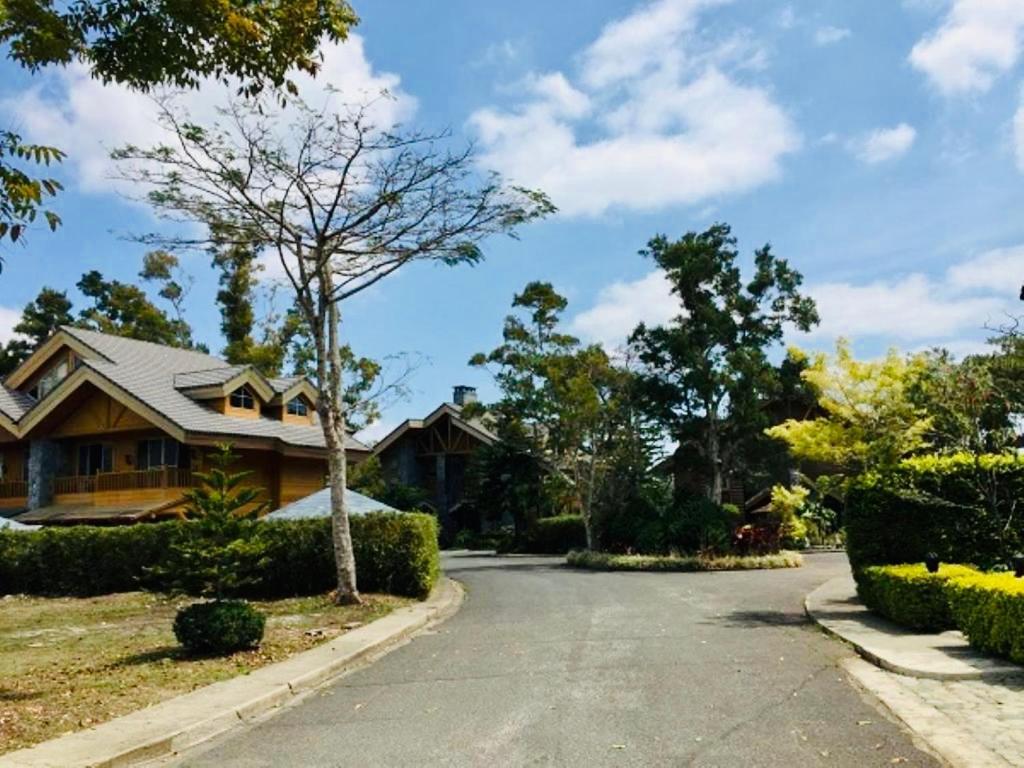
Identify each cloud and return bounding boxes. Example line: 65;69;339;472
0;307;23;345
853;123;917;164
2;35;415;195
355;418;401;446
572;246;1019;353
814;26;851;46
571;271;677;348
909;0;1024;95
1015;89;1024;172
469;0;800;217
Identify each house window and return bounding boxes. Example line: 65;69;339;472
78;444;113;476
286;397;309;416
28;359;69;400
230;386;255;409
137;438;184;470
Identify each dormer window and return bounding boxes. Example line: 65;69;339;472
28;359;69;400
230;386;255;409
286;397;309;416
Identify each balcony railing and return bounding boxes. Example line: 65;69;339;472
54;468;195;495
0;480;27;499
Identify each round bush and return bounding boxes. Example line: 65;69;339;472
173;600;266;655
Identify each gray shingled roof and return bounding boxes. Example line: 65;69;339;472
59;327;368;452
268;376;303;394
173;366;249;389
265;487;400;521
0;385;33;421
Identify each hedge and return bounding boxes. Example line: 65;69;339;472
0;512;440;600
566;549;802;572
846;453;1024;571
856;564;978;631
522;515;587;554
946;572;1024;664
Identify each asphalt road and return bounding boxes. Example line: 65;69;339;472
179;552;940;767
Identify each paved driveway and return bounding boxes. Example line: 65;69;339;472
179;552;940;767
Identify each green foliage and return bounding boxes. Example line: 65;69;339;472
0;286;73;375
347;456;431;512
0;130;63;247
767;340;933;487
631;223;819;503
523;515;587;554
76;268;195;348
154;445;270;599
0;512;440;599
845;452;1024;571
464;437;555;540
173;599;266;655
945;571;1024;664
566;549;802;572
856;564;978;631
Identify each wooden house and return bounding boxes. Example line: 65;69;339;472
0;327;369;525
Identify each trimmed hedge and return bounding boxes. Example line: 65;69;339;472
566;549;802;572
0;512;440;600
173;600;266;655
846;453;1024;571
946;572;1024;664
522;515;587;554
856;564;978;631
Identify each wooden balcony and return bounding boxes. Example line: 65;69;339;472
53;468;195;495
0;480;27;499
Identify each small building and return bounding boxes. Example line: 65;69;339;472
0;327;369;525
372;386;497;536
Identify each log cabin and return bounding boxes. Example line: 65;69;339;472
0;327;370;525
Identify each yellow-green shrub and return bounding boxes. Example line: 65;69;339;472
856;564;978;631
945;572;1024;663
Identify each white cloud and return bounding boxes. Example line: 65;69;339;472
814;26;851;46
571;271;677;348
909;0;1024;95
853;123;917;164
1015;89;1024;172
2;35;415;195
0;307;23;345
469;0;800;217
572;246;1019;353
355;418;400;446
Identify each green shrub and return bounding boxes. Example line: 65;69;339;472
945;572;1024;663
0;512;440;600
566;549;802;572
856;564;978;631
522;515;587;554
173;599;266;655
846;453;1024;571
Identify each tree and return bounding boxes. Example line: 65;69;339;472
77;268;195;347
766;340;933;486
140;250;194;347
0;286;73;375
1;0;357;248
630;223;819;504
113;94;553;603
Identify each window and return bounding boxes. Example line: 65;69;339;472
28;359;69;400
286;397;309;416
137;438;184;470
230;386;255;409
78;444;113;476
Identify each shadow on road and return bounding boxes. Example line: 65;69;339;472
708;609;811;629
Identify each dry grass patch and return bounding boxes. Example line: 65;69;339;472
0;591;409;754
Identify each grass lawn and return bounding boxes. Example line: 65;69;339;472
0;591;410;754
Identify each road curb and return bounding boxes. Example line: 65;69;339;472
805;576;1024;682
0;578;464;768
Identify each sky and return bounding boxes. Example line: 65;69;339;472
0;0;1022;443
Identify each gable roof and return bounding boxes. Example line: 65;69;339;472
265;487;400;521
0;327;369;454
372;402;498;456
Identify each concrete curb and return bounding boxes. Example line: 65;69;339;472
806;575;1024;682
0;578;464;768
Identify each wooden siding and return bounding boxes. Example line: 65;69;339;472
50;390;154;437
278;456;327;506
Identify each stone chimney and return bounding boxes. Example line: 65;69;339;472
452;385;478;407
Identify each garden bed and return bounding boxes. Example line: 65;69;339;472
0;590;409;754
566;550;802;572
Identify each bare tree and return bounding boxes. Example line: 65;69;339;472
113;94;554;603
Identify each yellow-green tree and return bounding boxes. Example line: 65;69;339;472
766;341;932;483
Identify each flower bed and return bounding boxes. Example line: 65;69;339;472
566;549;802;572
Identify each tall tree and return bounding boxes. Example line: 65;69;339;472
0;286;73;375
113;94;553;603
0;0;357;248
140;250;193;347
631;223;819;504
77;269;194;347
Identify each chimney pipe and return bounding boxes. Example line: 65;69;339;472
453;385;477;406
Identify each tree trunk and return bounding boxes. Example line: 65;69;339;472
708;412;723;505
317;278;361;605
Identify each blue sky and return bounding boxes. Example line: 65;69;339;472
1;0;1022;442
